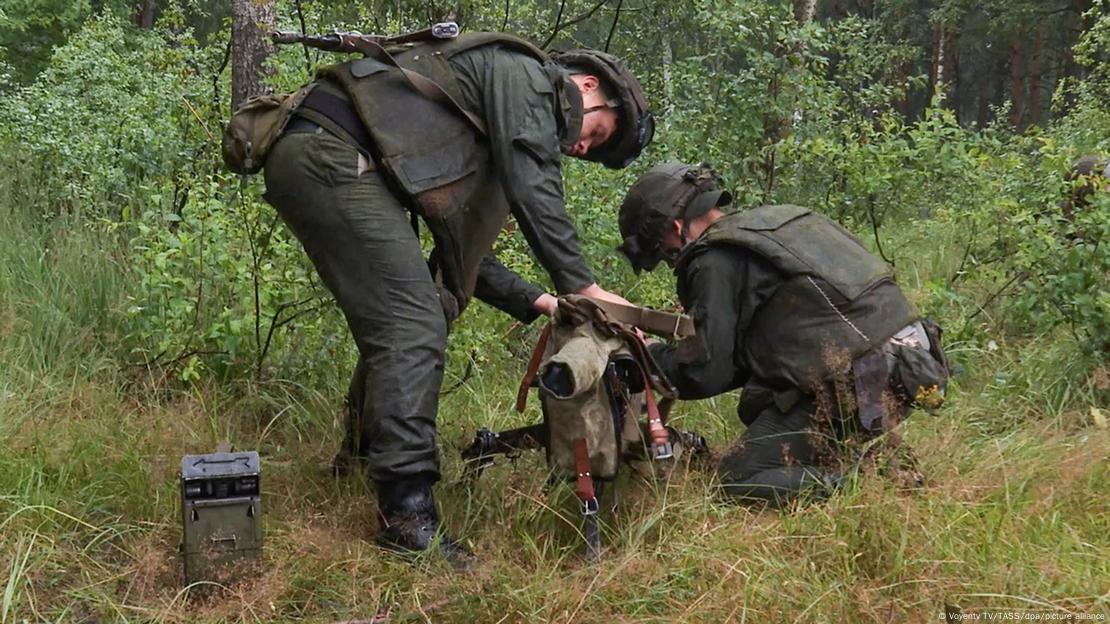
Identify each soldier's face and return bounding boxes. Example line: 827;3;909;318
658;219;686;266
567;108;619;157
567;74;619;158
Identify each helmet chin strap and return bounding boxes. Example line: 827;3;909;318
661;221;692;268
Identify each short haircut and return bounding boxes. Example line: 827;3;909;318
565;64;617;105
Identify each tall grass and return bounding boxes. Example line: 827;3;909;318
0;198;1107;622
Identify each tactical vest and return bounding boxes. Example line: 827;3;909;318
688;205;919;392
316;33;580;312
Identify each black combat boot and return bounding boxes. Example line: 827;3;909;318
375;476;473;568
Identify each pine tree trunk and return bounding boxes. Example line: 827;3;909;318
133;0;154;28
947;28;960;119
1009;34;1025;129
1028;25;1046;126
932;22;945;88
231;0;276;111
1060;0;1093;112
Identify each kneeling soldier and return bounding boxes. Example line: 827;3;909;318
617;163;948;507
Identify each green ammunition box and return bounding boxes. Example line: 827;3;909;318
180;451;262;585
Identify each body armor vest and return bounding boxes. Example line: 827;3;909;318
687;205;919;392
316;33;580;313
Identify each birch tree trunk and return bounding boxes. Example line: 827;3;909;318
231;0;276;111
793;0;816;25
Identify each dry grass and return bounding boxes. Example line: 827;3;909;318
2;339;1108;623
0;207;1107;623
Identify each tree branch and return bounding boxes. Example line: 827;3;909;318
542;0;568;49
604;0;624;53
294;0;312;75
867;193;895;267
562;0;608;31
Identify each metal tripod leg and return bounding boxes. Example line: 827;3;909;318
583;480;603;561
459;424;547;481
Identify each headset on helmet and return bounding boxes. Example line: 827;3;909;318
617;162;731;273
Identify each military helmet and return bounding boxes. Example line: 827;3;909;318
553;49;653;169
1067;155;1110;211
618;162;732;273
1071;155;1110;179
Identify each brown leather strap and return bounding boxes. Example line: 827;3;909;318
572;437;595;504
515;323;552;413
577;297;694;340
617;331;675;458
643;383;670;450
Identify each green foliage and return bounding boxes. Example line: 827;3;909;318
0;14;218;219
1;0;1108;379
124;178;337;382
0;0;92;83
2;2;1110;621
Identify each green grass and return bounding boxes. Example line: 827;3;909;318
0;208;1108;623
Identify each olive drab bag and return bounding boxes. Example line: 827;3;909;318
525;299;669;483
221;84;316;175
461;296;704;558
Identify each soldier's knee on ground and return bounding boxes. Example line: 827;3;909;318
718;465;844;509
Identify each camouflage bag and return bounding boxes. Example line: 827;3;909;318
462;296;705;558
221;84;316;175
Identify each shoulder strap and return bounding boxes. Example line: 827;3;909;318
360;39;488;136
515;323;552;413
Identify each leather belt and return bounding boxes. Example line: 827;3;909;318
294;87;375;156
284;117;320;134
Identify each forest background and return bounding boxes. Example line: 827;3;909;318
0;0;1108;622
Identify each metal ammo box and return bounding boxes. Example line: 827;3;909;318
180;451;262;584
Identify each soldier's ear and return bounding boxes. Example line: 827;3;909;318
573;74;601;94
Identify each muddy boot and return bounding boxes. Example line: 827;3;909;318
375;476;473;569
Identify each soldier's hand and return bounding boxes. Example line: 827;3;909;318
577;283;634;307
531;293;559;316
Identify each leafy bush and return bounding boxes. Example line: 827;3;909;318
0;14;217;219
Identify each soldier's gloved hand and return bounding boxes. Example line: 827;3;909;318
531;293;559;317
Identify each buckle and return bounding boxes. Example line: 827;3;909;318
652;441;674;460
431;21;459;39
580;497;599;516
